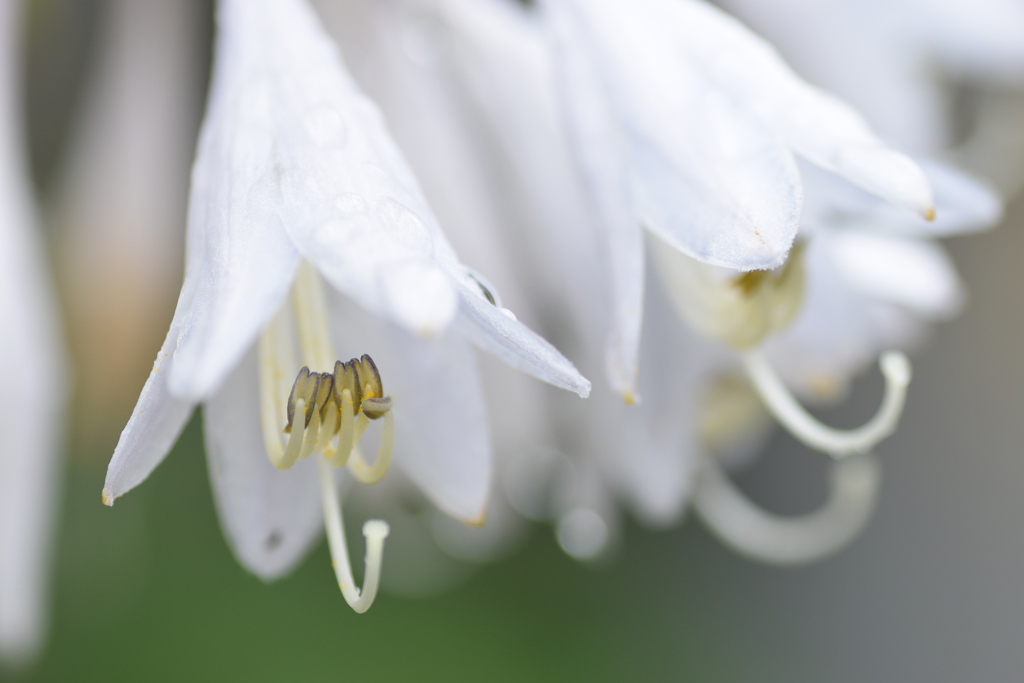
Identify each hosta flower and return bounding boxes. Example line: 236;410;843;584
0;0;67;662
389;0;1000;564
674;160;1000;564
103;0;588;612
718;0;1024;154
540;0;935;399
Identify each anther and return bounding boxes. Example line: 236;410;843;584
279;355;396;481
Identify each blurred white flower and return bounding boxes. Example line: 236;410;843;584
352;0;1002;566
50;0;200;454
0;0;66;663
103;0;587;612
540;0;935;399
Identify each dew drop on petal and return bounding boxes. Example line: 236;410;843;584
375;198;434;255
334;193;368;216
304;104;347;148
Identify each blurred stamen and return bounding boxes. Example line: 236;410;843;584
742;350;911;457
693;452;880;566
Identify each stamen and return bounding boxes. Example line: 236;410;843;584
258;305;299;469
318;457;389;613
292;262;334;370
282;398;307;468
693;452;880;566
742;349;912;457
331;388;356;468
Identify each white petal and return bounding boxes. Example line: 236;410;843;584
454;282;591;398
717;0;949;152
763;239;876;398
545;0;801;271
214;0;460;337
853;160;1001;238
613;286;699;524
203;346;323;580
385;326;492;523
103;325;197;504
327;291;492;523
826;231;964;319
439;0;612;371
640;0;935;218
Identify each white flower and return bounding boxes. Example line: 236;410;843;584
681;160;1000;565
540;0;936;398
718;0;1024;153
103;0;588;612
0;0;67;663
395;0;1000;566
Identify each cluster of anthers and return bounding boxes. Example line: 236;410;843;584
280;355;394;481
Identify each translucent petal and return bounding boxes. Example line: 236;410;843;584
384;327;492;524
610;286;700;525
802;159;1002;238
546;0;801;271
103;324;197;504
214;0;460;338
825;231;964;319
203;347;323;581
164;1;327;401
327;292;492;523
454;282;591;398
637;0;935;217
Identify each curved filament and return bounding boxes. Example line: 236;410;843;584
347;411;395;484
693;452;881;566
742;350;911;457
318;457;389;613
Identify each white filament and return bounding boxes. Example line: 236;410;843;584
347;411;396;484
743;350;912;457
693;452;880;566
318;458;389;613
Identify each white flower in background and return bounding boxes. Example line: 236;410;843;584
717;0;1024;153
356;0;1004;565
678;160;1001;565
717;0;1024;193
103;0;588;613
51;0;200;452
539;0;935;400
0;0;67;663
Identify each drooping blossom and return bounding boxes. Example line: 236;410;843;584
103;0;588;612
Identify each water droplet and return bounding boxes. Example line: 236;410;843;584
334;193;368;216
304;104;346;147
556;509;608;560
465;268;503;308
375;199;433;254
